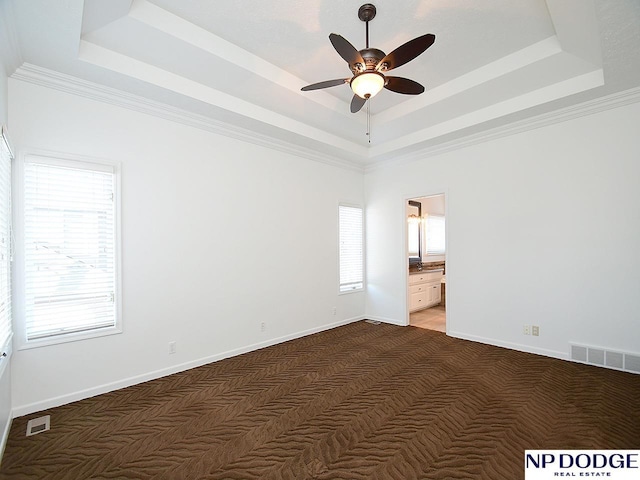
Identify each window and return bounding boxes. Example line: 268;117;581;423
22;155;120;345
425;215;446;255
0;127;12;367
339;204;363;293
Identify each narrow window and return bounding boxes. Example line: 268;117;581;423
23;156;120;344
339;204;363;293
0;128;12;363
425;215;446;255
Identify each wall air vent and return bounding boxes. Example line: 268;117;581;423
605;351;624;369
570;343;640;374
570;345;587;362
26;415;50;436
587;348;605;366
625;354;640;373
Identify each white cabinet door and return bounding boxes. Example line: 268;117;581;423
430;283;441;305
410;291;428;312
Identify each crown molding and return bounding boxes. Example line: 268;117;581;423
11;64;640;176
11;64;365;173
365;85;640;173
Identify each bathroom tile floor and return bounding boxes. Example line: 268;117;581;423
410;305;446;333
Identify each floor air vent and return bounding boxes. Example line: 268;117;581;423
26;415;50;436
365;320;381;325
570;343;640;374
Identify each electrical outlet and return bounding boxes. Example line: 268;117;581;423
168;341;176;354
332;307;337;316
261;322;266;332
523;325;531;335
532;325;539;336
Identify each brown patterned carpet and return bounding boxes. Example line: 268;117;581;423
2;321;640;479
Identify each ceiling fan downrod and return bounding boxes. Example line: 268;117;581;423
358;3;377;49
354;4;386;78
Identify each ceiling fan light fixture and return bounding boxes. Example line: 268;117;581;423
300;4;435;116
350;71;385;99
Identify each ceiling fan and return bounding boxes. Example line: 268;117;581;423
301;3;436;113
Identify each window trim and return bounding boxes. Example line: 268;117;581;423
14;151;122;350
0;126;13;377
338;203;364;295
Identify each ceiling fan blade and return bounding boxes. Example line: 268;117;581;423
376;33;435;72
350;94;366;113
329;33;365;67
384;76;425;95
301;78;349;91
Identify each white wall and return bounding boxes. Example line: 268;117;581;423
366;101;640;359
9;79;365;414
0;66;6;126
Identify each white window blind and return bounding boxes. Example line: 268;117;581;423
24;159;118;342
0;129;12;357
426;215;446;255
339;205;363;293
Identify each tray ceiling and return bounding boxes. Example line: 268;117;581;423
5;0;640;168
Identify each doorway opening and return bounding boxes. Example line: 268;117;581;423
406;193;446;333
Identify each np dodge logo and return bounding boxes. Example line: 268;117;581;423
525;450;640;479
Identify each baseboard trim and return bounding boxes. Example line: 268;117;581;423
0;412;11;467
365;315;406;326
447;330;568;361
12;316;364;418
370;319;568;361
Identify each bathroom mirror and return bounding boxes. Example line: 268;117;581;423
407;200;422;265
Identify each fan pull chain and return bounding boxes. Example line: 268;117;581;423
366;100;371;144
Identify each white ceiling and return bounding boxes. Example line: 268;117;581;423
3;0;640;169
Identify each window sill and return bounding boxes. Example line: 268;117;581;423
17;326;122;351
339;287;365;295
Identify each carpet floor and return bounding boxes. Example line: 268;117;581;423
2;321;639;479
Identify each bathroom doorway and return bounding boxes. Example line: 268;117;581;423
406;193;447;332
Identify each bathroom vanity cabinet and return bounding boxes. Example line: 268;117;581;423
409;270;442;312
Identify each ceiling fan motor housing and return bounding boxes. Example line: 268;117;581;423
350;48;386;74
